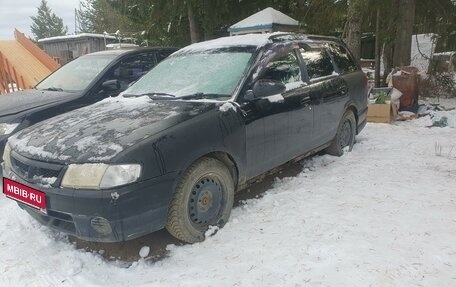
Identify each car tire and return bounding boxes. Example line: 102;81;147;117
166;157;235;243
325;109;356;156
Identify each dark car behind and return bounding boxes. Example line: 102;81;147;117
0;47;178;165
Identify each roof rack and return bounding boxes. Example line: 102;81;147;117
268;32;292;40
267;33;342;45
306;35;342;44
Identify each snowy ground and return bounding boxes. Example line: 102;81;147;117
1;105;456;287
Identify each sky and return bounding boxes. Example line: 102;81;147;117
0;0;80;40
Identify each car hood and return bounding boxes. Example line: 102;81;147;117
8;96;221;163
0;89;79;118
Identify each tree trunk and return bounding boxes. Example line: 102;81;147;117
381;0;398;85
382;43;393;86
297;0;306;10
345;0;365;62
374;8;381;87
187;2;202;43
393;0;415;67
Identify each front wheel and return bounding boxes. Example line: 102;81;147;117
166;157;234;243
325;109;356;156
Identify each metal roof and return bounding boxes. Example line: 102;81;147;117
37;33;118;43
228;7;299;33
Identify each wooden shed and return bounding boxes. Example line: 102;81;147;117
37;33;119;65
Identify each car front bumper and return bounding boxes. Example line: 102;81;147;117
3;164;177;242
0;135;7;179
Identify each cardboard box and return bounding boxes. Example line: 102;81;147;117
367;103;393;123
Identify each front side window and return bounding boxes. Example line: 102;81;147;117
36;54;116;93
299;48;335;80
260;52;302;86
124;51;253;99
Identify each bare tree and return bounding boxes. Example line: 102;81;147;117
187;2;202;43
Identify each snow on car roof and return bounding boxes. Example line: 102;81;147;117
178;32;288;53
82;47;174;57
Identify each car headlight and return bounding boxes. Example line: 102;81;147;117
61;163;141;189
2;143;12;168
0;123;20;135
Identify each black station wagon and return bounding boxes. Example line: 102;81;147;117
2;33;367;243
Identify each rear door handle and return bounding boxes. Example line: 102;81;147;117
339;87;348;95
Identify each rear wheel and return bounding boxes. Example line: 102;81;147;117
166;157;234;243
325;110;356;156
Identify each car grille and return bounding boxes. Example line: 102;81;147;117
10;151;64;185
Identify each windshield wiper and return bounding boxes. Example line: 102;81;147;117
123;92;230;100
41;87;63;91
179;93;230;100
123;92;176;99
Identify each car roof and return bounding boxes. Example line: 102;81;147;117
85;47;179;57
176;32;342;54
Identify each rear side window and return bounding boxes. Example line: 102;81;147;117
118;53;157;80
328;44;358;74
299;48;334;80
105;53;157;91
155;50;175;63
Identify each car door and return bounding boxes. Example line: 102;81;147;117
298;45;349;145
327;43;367;118
238;49;314;179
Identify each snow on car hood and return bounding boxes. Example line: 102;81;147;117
0;89;78;117
8;96;218;163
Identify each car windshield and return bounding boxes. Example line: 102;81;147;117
36;54;117;93
124;51;253;99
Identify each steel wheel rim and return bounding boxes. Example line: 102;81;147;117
188;176;224;228
338;119;353;149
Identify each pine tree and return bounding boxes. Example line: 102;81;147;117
77;0;136;35
30;0;68;40
76;0;96;33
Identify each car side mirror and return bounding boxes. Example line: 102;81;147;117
101;79;120;92
251;79;286;99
